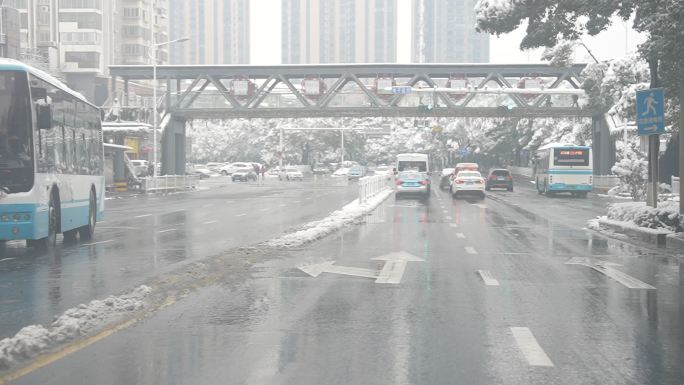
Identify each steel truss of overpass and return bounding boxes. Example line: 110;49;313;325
109;63;603;119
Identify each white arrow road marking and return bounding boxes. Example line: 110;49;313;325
477;270;499;286
510;327;554;367
465;246;477;254
298;252;424;284
565;257;655;290
372;252;425;284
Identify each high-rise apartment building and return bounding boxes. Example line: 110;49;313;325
411;0;489;63
169;0;249;64
0;0;21;59
14;0;169;104
282;0;396;64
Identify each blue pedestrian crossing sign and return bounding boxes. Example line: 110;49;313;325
391;86;412;94
636;88;665;136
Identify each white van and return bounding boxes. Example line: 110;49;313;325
396;153;429;173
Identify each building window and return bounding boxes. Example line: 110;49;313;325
122;44;148;57
60;31;100;45
65;51;100;68
123;7;140;19
59;0;102;8
60;12;102;29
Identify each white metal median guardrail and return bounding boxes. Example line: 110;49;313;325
142;175;200;193
358;175;393;204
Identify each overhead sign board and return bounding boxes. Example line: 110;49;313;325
636;88;665;136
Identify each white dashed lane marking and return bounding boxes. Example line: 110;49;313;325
465;246;477;254
510;327;554;367
477;270;500;286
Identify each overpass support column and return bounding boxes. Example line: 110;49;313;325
592;115;615;175
161;116;187;175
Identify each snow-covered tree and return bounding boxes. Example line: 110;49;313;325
611;140;648;200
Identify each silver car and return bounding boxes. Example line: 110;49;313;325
395;171;430;199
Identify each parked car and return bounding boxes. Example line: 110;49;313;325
451;170;485;199
331;168;350;178
313;166;329;175
220;162;251;175
195;168;221;179
485;169;514;191
231;167;257;182
395;171;430;199
439;168;455;189
206;162;225;173
283;167;304;181
130;160;149;177
347;165;366;180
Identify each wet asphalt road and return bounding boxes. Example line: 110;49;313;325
6;176;684;385
0;176;357;339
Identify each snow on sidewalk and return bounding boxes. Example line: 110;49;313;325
605;201;682;232
0;285;152;370
264;189;393;248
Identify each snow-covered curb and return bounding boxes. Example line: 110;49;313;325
264;189;393;248
0;285;152;370
589;216;670;247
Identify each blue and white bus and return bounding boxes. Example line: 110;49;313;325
534;144;593;197
0;59;104;251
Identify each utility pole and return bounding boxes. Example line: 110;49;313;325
340;130;345;164
680;68;684;214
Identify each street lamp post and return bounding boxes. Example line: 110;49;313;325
151;36;188;176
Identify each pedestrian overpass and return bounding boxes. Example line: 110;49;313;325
108;63;613;175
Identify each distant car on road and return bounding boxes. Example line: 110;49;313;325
453;162;479;178
283;167;304;181
395;171;430;199
231;167;257;182
373;165;393;180
331;168;350;178
347;165;366;180
486;169;513;191
451;170;485;199
440;168;455;189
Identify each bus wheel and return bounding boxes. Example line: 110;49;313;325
79;190;96;241
38;196;58;250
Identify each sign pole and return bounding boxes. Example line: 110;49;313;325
647;135;659;208
636;88;665;208
680;72;684;214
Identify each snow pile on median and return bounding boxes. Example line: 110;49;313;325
0;285;151;370
264;189;393;248
604;201;682;232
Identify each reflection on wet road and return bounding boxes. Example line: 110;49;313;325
0;178;358;339
5;177;684;385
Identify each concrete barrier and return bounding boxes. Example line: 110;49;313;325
672;176;680;194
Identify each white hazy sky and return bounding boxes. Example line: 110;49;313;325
250;0;645;64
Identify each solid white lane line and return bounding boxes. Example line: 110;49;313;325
465;246;477;254
235;213;247;217
477;270;500;286
157;228;176;234
202;220;218;225
0;258;16;263
98;226;139;230
510;327;554;367
134;214;152;218
83;239;114;246
456;233;465;238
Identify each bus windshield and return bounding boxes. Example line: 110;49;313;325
0;71;34;193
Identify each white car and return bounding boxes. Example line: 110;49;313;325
220;162;252;175
450;170;486;199
373;165;393;179
331;168;350;178
283;167;304;181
